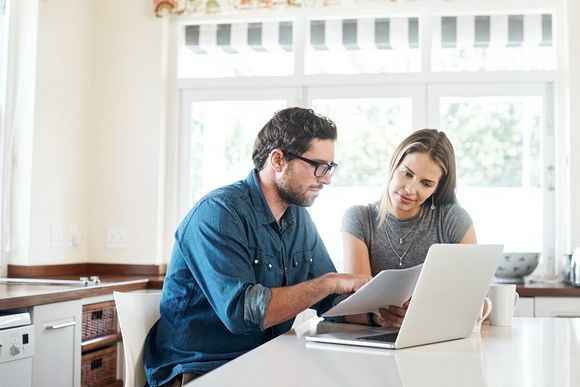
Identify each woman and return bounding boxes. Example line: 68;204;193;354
341;129;476;327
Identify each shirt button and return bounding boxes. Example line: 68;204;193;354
267;263;272;270
284;266;288;271
309;258;313;263
293;260;298;267
254;259;259;264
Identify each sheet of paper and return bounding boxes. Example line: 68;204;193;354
322;264;423;317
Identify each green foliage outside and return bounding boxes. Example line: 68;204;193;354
442;99;541;188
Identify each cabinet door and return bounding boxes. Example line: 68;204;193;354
534;297;580;317
514;297;535;317
32;300;82;387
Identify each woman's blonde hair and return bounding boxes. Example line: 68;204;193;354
378;129;457;225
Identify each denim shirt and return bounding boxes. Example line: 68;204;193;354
143;170;337;386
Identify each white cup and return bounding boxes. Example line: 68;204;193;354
487;284;520;326
472;297;492;333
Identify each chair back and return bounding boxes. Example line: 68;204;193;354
114;291;162;387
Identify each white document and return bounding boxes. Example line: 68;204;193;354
322;264;423;317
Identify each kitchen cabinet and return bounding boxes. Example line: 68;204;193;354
534;297;580;317
80;294;121;387
32;299;82;387
513;296;580;317
514;297;535;317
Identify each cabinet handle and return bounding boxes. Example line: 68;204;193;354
46;321;76;330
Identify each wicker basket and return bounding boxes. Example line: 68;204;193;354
81;345;117;387
82;301;118;341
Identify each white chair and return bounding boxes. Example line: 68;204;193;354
114;291;162;387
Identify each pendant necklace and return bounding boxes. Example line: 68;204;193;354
385;210;422;244
384;210;422;267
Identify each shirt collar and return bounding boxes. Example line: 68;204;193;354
246;169;296;228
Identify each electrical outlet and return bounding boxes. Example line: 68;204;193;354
50;224;63;248
69;226;81;247
106;226;128;249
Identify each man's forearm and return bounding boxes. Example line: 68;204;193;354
262;275;333;329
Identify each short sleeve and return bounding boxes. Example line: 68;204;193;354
341;205;372;246
441;203;473;243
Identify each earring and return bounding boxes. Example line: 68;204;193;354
430;195;436;210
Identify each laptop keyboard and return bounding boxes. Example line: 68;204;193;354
357;332;399;343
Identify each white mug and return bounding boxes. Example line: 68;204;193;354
472;297;492;333
487;284;520;326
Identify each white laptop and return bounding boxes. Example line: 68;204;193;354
305;244;502;349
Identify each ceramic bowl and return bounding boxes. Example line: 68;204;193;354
495;252;540;282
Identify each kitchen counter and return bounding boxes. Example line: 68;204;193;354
189;317;580;387
515;279;580;297
0;277;151;311
1;268;578;312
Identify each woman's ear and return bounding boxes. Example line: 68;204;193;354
269;149;286;173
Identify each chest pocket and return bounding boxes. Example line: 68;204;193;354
288;250;314;282
251;250;282;288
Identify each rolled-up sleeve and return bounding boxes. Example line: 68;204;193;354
244;284;272;330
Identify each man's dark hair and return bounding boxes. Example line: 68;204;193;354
252;107;338;170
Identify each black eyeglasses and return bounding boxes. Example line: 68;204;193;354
285;152;338;177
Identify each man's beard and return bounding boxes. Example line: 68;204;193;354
276;171;319;208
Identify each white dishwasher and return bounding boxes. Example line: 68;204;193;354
0;312;35;387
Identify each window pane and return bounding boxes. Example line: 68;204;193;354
309;98;414;269
179;22;294;78
432;14;555;72
440;96;544;252
315;99;413;187
306;17;421;75
188;100;286;203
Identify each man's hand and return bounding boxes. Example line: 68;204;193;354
373;300;410;329
321;272;371;294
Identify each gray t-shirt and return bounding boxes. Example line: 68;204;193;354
341;202;473;275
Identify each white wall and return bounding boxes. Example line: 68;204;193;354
88;0;167;264
566;0;580;253
28;0;93;264
7;0;168;266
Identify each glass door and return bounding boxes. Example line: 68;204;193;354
428;83;555;274
307;85;425;269
179;89;296;214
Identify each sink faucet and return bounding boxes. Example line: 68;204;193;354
79;276;100;286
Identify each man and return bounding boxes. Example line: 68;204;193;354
143;107;369;387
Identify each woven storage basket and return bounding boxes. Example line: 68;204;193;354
82;301;118;341
81;345;117;387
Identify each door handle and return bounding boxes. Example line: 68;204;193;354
46;321;76;330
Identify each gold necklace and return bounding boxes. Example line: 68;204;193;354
384;210;422;267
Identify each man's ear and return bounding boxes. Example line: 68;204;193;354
269;149;286;173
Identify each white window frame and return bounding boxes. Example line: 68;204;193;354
172;0;567;272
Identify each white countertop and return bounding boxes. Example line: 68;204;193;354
189;317;580;387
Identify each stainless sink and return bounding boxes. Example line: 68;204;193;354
0;276;101;286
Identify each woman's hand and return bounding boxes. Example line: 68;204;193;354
373;300;410;329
